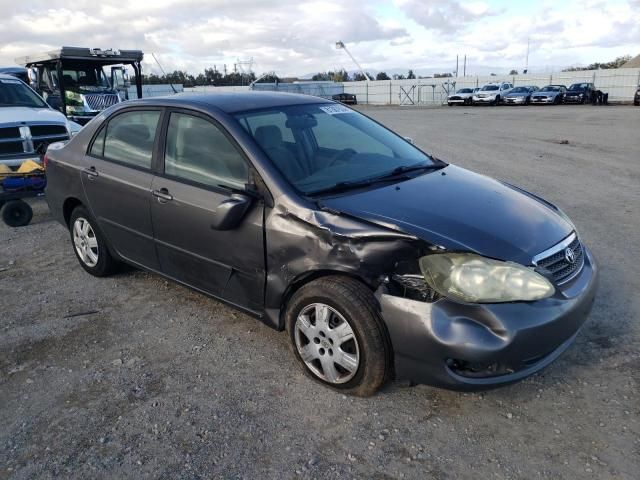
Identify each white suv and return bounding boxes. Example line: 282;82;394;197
472;82;513;105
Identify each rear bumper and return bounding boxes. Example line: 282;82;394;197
377;247;598;390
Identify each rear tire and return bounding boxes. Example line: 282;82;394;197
285;276;391;397
1;200;33;227
69;206;118;277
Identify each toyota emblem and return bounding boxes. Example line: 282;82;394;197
564;247;576;264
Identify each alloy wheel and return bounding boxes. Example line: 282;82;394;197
72;217;99;267
294;303;360;384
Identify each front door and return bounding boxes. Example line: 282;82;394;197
150;110;265;311
81;109;162;270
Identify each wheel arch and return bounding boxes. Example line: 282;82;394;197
275;268;380;330
62;197;83;226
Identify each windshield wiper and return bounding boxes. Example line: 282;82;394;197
308;162;446;196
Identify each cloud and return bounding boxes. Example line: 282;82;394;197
0;0;636;77
395;0;494;33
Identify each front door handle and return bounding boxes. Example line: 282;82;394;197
82;167;99;180
152;188;173;203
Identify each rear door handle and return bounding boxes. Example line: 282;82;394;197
82;167;99;179
152;188;173;203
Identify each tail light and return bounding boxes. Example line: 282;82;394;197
43;153;50;169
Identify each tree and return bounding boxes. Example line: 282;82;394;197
562;55;632;71
332;69;350;82
352;72;370;81
407;69;416;79
376;71;390;80
311;72;332;81
392;73;405;80
509;69;518;75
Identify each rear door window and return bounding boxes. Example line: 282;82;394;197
102;111;161;169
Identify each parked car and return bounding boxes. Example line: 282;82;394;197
44;92;598;396
531;85;567;104
0;74;80;167
332;93;357;105
635;85;640;106
564;83;595;104
503;86;539;105
0;67;30;84
472;82;513;105
447;88;474;106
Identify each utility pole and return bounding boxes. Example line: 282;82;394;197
456;55;459;77
524;38;530;74
463;55;467;76
335;41;371;81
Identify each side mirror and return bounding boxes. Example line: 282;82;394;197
210;193;252;230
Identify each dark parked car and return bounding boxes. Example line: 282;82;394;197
634;86;639;106
44;92;598;396
331;93;357;105
531;85;567;104
564;83;595;104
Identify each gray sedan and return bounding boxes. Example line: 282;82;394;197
531;85;567;104
43;92;598;395
503;86;539;105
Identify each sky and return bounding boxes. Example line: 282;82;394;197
0;0;638;77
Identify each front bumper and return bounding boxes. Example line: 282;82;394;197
504;96;526;104
564;95;585;104
377;247;598;390
531;97;556;104
473;96;498;104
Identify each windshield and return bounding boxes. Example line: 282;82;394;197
55;67;110;90
481;85;499;91
510;87;529;93
0;77;48;108
234;103;437;195
457;88;473;93
568;83;588;90
541;86;561;92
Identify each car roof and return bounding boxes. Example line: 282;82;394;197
123;91;332;114
0;73;25;81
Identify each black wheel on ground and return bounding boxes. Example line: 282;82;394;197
448;102;453;106
285;276;391;397
635;100;640;106
69;205;119;277
1;200;33;227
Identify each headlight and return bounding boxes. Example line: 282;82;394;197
419;253;555;303
65;90;84;106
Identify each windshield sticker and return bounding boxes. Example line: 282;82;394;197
320;104;353;115
0;78;22;84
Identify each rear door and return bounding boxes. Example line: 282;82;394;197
81;109;162;269
150;109;265;311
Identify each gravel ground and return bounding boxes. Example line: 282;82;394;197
1;105;638;479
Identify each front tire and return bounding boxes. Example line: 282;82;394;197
285;276;391;396
69;206;118;277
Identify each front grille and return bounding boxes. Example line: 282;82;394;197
0;141;24;155
0;123;69;159
29;125;67;137
84;93;120;110
450;96;461;100
534;234;584;284
0;126;21;140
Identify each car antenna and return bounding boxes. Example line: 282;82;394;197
151;52;178;94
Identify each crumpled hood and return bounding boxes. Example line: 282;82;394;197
320;165;573;265
0;106;68;126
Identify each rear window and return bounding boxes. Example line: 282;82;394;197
481;85;499;91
